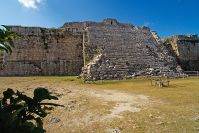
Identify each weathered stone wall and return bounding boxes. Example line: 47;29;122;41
82;19;179;80
1;19;195;79
164;35;199;71
0;26;83;76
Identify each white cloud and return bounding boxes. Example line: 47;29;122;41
18;0;42;9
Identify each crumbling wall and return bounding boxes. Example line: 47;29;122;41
164;35;199;70
82;19;179;80
0;19;187;78
0;26;83;76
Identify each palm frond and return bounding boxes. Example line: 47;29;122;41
0;25;19;54
0;43;9;53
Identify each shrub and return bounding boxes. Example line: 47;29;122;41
0;87;64;133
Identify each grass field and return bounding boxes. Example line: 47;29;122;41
0;76;199;133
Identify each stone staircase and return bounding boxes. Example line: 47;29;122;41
82;24;180;81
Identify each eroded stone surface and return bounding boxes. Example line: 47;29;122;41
81;19;180;80
0;27;83;76
163;35;199;71
1;18;197;79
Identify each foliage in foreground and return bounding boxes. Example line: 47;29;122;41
0;25;19;54
0;87;64;133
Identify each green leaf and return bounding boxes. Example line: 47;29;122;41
11;106;25;120
16;91;33;104
0;43;9;53
1;25;9;31
33;87;58;102
2;42;12;54
0;100;2;109
31;127;45;133
35;108;48;118
7;38;15;48
35;117;43;128
0;87;62;133
12;97;22;104
3;88;15;98
25;115;35;121
40;102;64;107
2;88;15;104
0;25;19;54
0;104;23;113
20;121;36;133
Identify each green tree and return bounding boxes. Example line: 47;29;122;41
0;25;18;54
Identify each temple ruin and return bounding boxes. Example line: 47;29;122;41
163;35;199;71
0;18;198;80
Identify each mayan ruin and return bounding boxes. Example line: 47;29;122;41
1;0;199;132
163;35;199;71
0;18;198;80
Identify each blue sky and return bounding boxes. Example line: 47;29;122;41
0;0;198;37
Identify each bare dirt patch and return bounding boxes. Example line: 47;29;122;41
88;90;150;119
0;77;159;132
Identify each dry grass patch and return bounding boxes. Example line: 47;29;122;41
0;77;199;132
